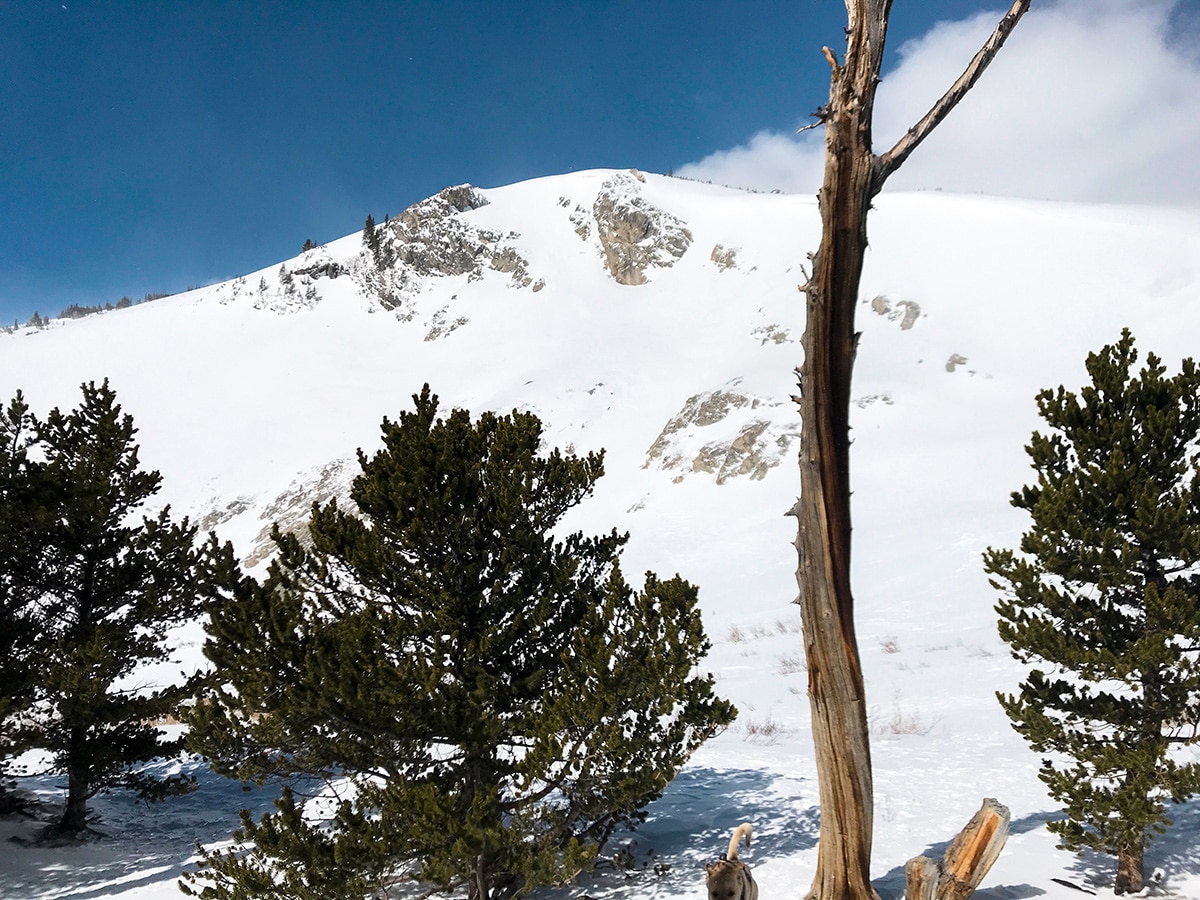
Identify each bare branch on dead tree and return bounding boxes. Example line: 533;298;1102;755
873;0;1031;192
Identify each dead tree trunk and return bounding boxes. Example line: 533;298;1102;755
905;799;1011;900
793;4;1029;900
792;10;886;900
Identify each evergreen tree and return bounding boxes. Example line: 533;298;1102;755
185;386;734;900
985;330;1200;894
0;392;48;805
278;265;296;297
18;380;221;837
362;213;380;258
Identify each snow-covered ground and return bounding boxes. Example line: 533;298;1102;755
2;170;1199;899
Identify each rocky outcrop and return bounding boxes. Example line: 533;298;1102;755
195;496;255;534
871;294;921;330
488;246;535;288
751;323;790;345
385;185;506;279
690;419;781;483
559;196;592;240
293;260;345;279
569;204;591;240
424;306;469;342
353;184;538;316
711;244;738;271
592;172;692;285
645;380;799;484
242;460;357;568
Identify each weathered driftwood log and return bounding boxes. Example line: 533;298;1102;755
905;798;1010;900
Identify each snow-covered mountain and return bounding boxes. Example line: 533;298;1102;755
3;169;1200;899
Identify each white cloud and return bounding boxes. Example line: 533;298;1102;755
673;130;825;197
677;0;1200;206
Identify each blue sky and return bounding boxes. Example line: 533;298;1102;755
3;1;1198;327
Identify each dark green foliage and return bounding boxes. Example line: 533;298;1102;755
362;213;380;259
985;330;1200;893
0;393;47;788
8;381;224;836
301;239;317;253
278;266;296;298
58;303;109;320
185;386;734;900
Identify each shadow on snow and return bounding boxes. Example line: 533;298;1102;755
546;765;819;900
0;757;280;900
872;811;1058;900
2;763;822;899
1064;796;1200;896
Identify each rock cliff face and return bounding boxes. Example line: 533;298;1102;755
592;171;693;285
385;185;506;278
285;174;701;317
352;184;537;317
644;380;799;484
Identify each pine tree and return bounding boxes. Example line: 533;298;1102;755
185;386;735;900
18;380;223;838
985;330;1200;894
362;213;380;259
0;392;48;806
278;265;296;297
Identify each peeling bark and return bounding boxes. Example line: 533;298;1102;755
904;799;1011;900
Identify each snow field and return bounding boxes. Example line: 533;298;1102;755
2;171;1200;898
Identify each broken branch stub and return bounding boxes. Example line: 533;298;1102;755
904;798;1010;900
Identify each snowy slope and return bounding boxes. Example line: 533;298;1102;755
2;170;1200;899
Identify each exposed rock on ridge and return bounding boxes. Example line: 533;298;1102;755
353;184;538;318
592;171;692;285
